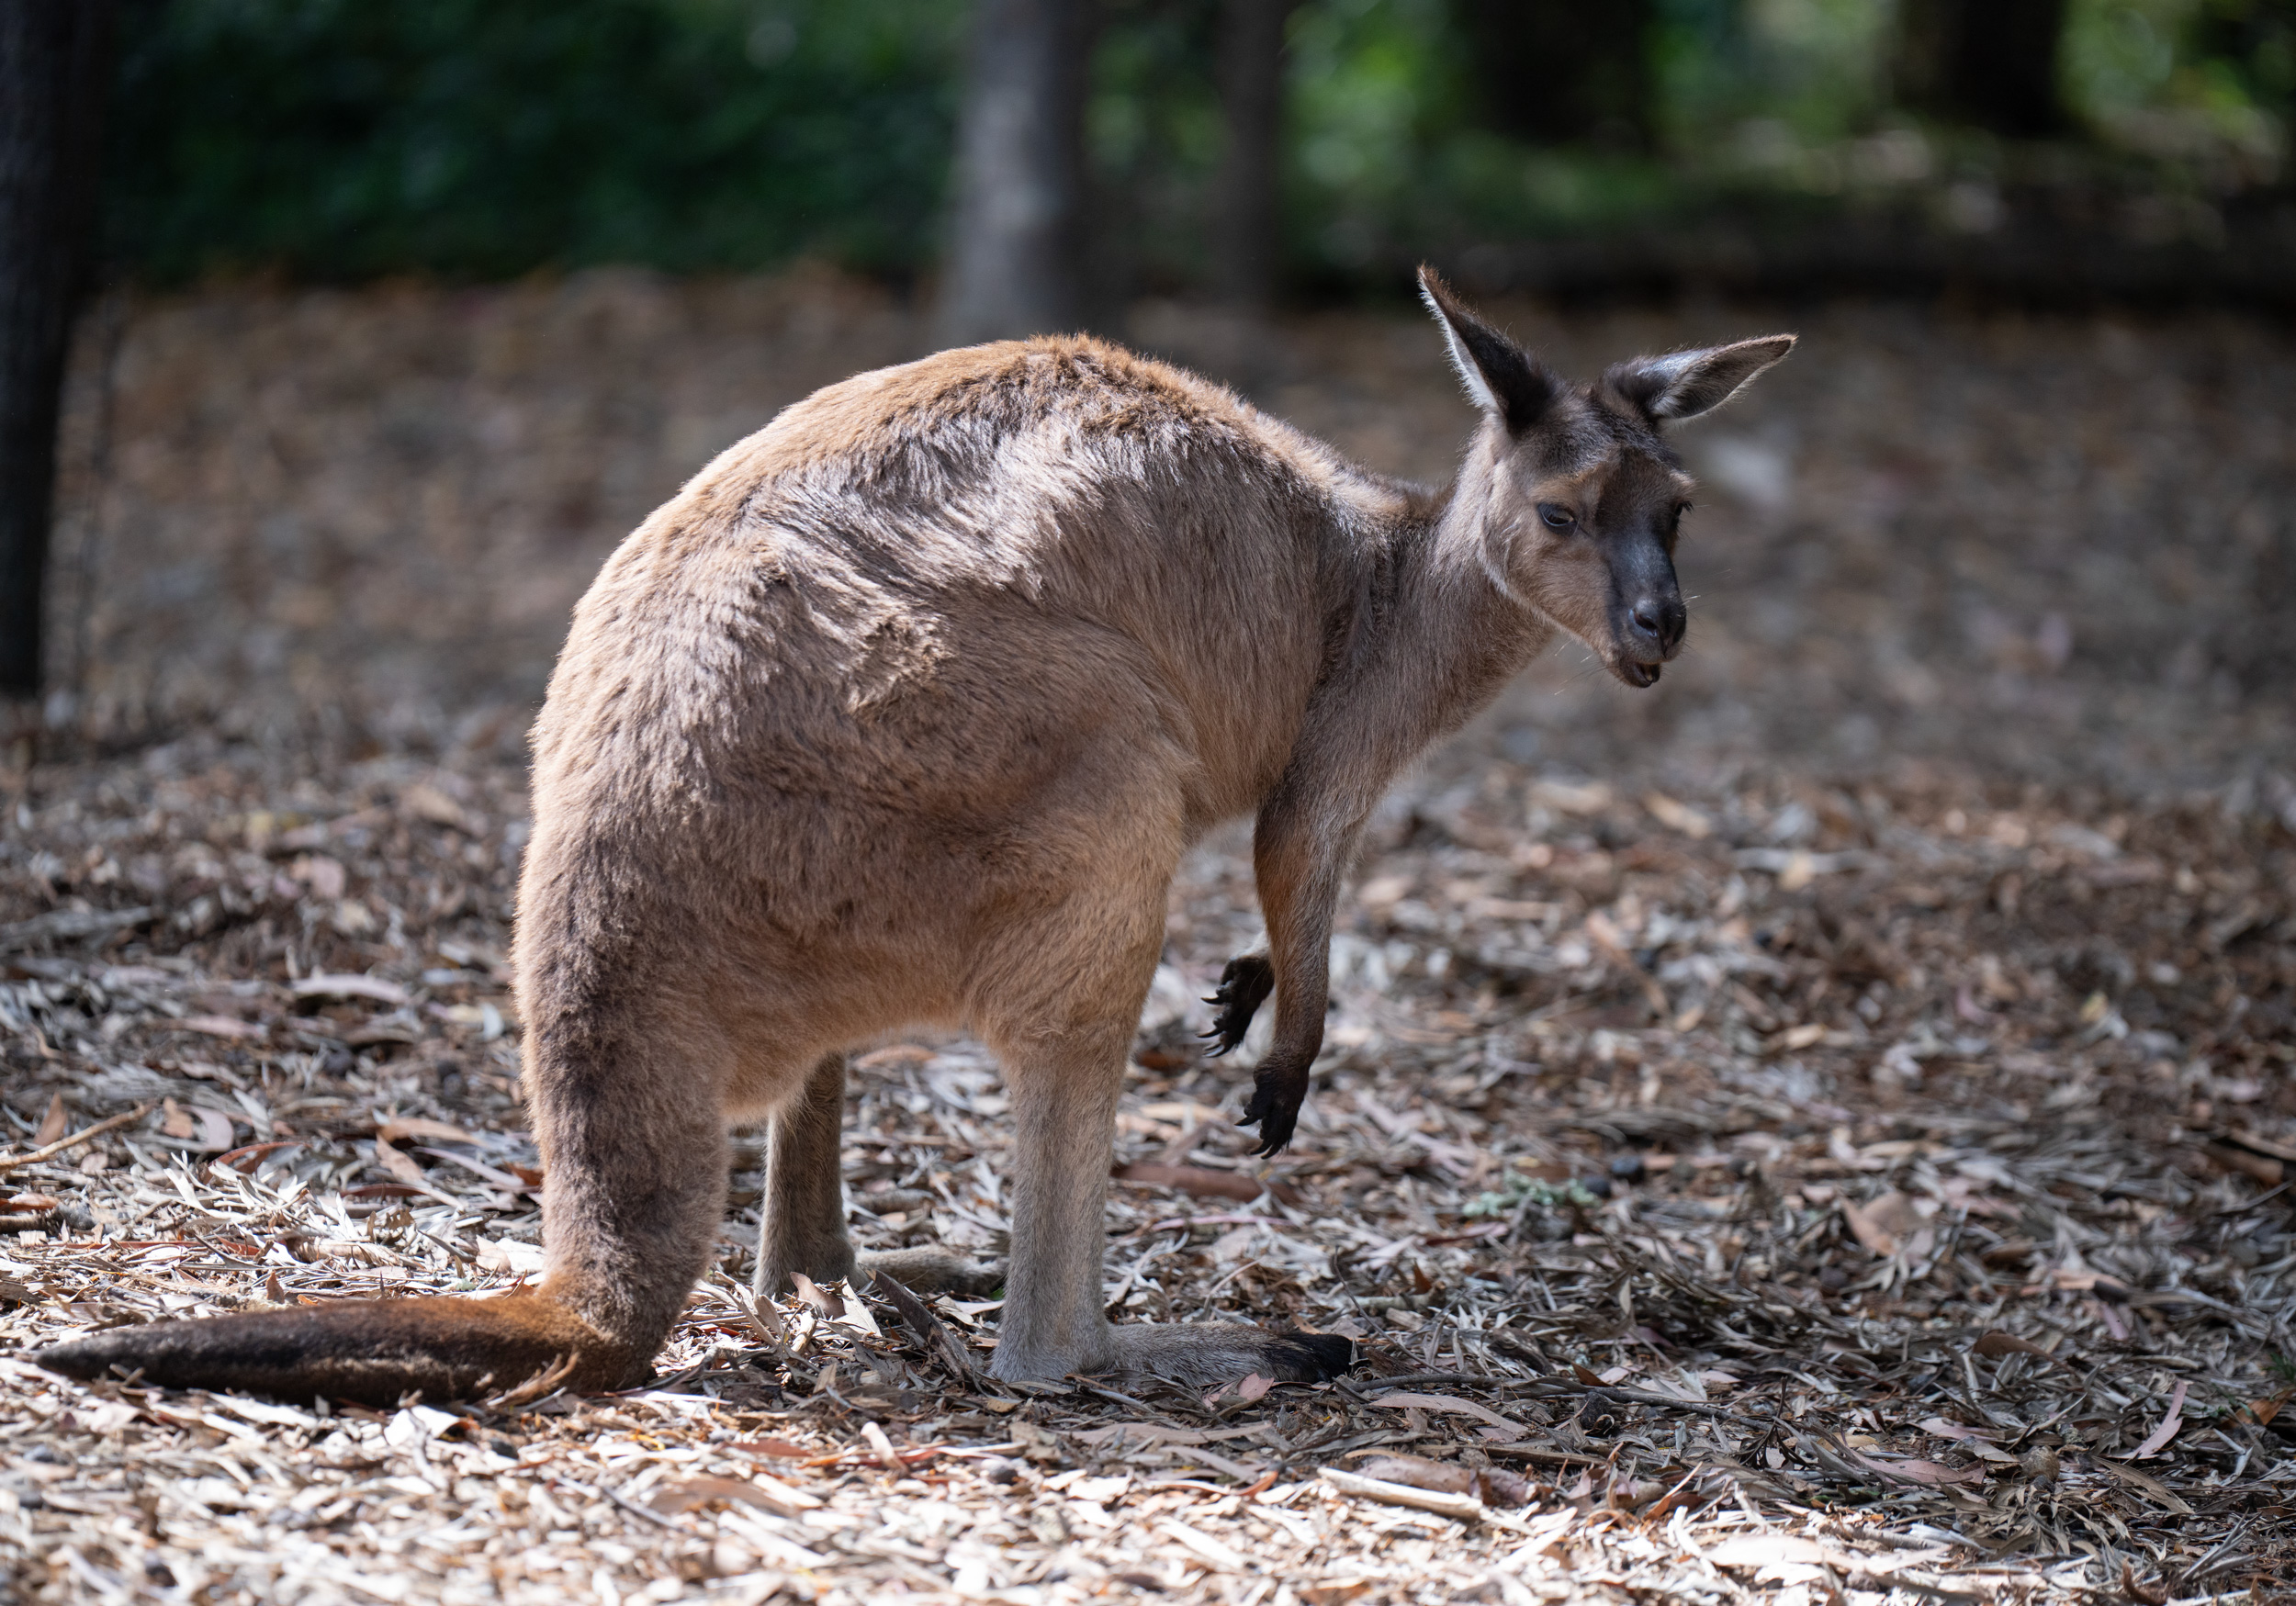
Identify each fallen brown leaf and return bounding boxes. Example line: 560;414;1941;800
648;1475;819;1518
2121;1378;2186;1459
174;1014;266;1040
2086;1455;2196;1516
159;1099;236;1152
1364;1390;1532;1440
2235;1388;2291;1428
377;1117;479;1146
1355;1453;1530;1506
1971;1331;2058;1362
372;1140;432;1188
1842;1190;1932;1258
1850;1452;1986;1487
2122;1562;2171;1605
399;781;478;834
1111;1161;1301;1207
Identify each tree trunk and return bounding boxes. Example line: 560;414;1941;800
0;0;114;701
1454;0;1651;148
1213;0;1292;311
937;0;1097;345
1896;0;2068;138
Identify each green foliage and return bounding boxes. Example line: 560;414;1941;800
1278;0;1688;278
99;0;2292;290
2064;0;2292;159
105;0;962;283
1088;0;1225;292
1651;0;1899;151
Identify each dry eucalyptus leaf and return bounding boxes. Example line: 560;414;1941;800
1971;1331;2059;1363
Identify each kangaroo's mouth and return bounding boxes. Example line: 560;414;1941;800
1612;657;1662;689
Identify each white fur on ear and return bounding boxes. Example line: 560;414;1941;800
1625;351;1699;413
1610;335;1796;421
1422;279;1500;414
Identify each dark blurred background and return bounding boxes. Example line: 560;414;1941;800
80;0;2296;306
3;0;2293;803
79;0;2296;305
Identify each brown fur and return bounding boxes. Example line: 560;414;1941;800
36;272;1790;1399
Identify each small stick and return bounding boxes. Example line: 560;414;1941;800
0;1103;151;1173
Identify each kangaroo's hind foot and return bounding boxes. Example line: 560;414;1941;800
1098;1321;1353;1389
857;1248;1002;1297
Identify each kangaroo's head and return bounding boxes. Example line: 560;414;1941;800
1419;266;1794;688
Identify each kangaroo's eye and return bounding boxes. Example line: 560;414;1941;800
1536;503;1577;531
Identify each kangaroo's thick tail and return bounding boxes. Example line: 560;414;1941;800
31;1288;632;1406
32;793;748;1407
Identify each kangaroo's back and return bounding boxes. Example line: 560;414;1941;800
533;335;1406;844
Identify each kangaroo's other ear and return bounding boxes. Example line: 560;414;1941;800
1605;335;1796;422
1417;264;1559;433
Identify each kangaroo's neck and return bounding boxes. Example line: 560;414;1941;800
1308;427;1554;780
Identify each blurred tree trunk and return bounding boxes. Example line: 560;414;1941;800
938;0;1098;345
0;0;113;700
1213;0;1293;311
1454;0;1651;147
1896;0;2069;138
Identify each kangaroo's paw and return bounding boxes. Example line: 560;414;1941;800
855;1248;1002;1297
31;1289;629;1406
1199;953;1275;1057
1092;1320;1354;1390
1239;1050;1312;1157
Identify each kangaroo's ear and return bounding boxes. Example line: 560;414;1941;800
1606;335;1796;422
1417;265;1559;433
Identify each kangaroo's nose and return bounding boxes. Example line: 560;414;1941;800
1629;598;1685;655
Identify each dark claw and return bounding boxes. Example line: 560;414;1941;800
1199;953;1275;1058
1238;1056;1311;1156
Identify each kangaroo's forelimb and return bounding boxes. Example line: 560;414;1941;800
1235;793;1356;1156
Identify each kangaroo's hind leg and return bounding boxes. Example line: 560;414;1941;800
977;892;1352;1388
754;1050;999;1299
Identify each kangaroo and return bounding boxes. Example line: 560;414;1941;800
36;271;1790;1403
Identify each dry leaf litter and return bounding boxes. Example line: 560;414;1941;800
3;273;2293;1604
